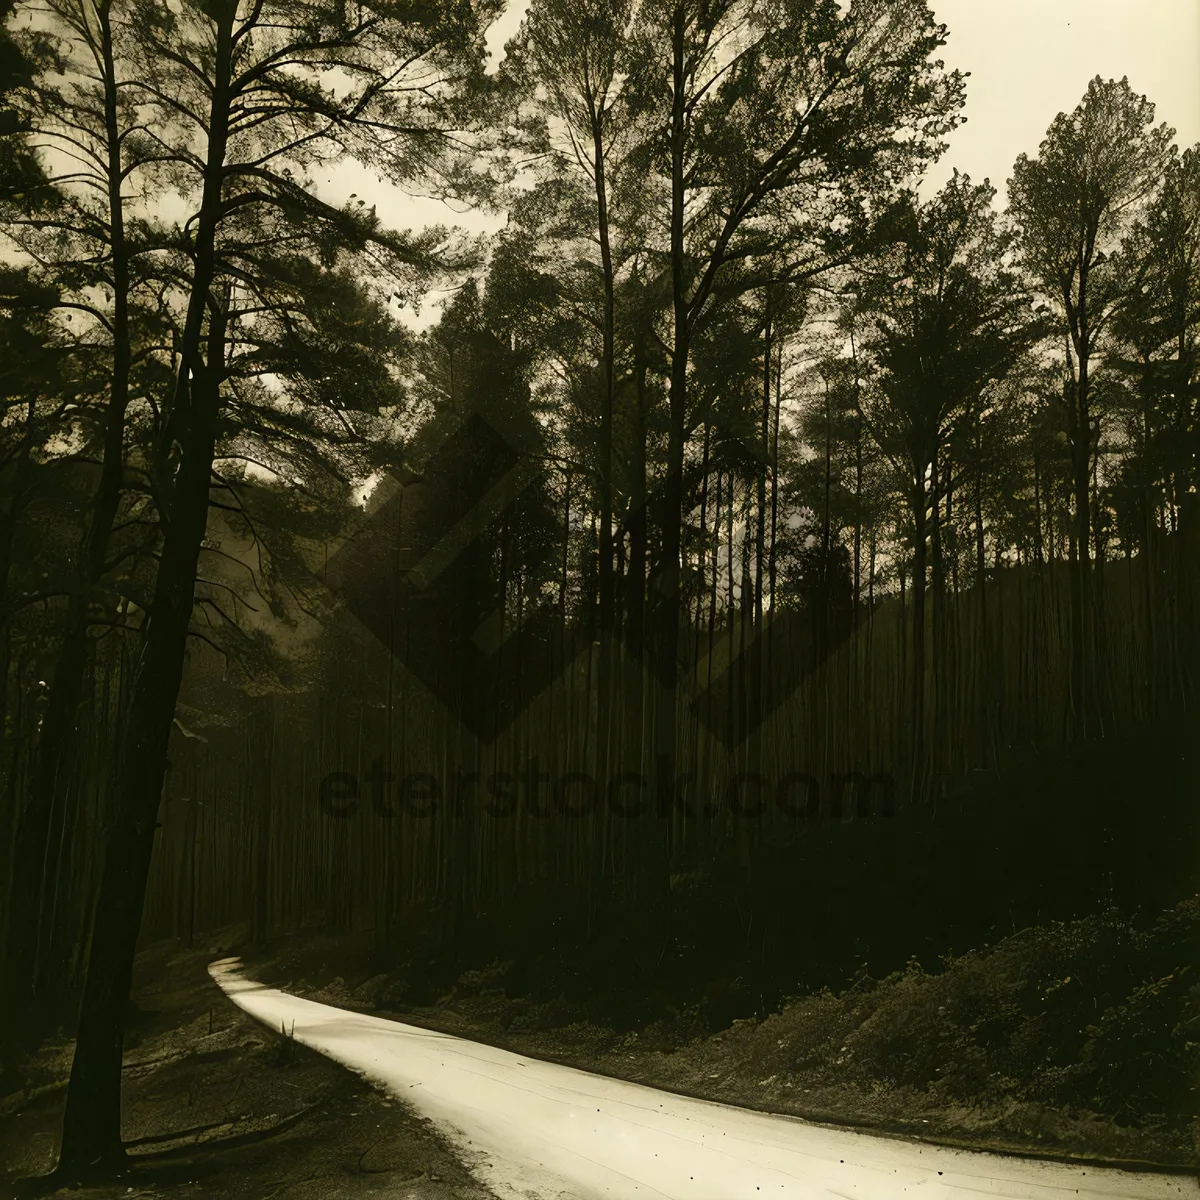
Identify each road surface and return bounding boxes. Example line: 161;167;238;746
209;959;1197;1200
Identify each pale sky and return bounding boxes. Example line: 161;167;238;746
924;0;1200;200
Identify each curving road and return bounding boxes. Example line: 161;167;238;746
209;959;1197;1200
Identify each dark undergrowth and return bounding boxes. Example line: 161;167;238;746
258;716;1200;1044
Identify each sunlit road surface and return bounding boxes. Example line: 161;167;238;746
209;959;1196;1200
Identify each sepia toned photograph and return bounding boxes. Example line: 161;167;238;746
0;0;1197;1195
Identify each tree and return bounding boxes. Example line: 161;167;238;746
53;0;498;1173
856;173;1038;781
1108;144;1200;696
1008;76;1175;736
626;0;964;822
510;0;634;655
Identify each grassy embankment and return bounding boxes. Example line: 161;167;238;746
250;896;1200;1171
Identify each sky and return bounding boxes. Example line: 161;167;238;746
921;0;1200;200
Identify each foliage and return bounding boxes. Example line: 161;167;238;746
725;897;1200;1127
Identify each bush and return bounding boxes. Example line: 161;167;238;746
751;897;1200;1128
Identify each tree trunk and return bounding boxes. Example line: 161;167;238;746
768;341;782;614
1068;266;1094;739
755;292;770;630
975;426;989;725
642;3;688;902
930;450;944;769
591;111;616;794
818;379;832;665
625;345;648;658
911;479;928;790
694;425;711;673
592;117;616;649
850;327;863;620
58;300;227;1173
559;467;572;617
1141;403;1158;705
56;12;235;1171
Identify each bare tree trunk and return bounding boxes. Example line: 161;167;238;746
818;379;832;666
768;341;782;614
1140;404;1158;706
559;467;572;618
704;470;722;768
930;450;944;773
853;419;862;617
590;109;617;799
56;11;235;1171
626;344;648;659
592;115;616;650
755;291;771;630
59;296;228;1173
642;3;688;902
694;425;712;681
1067;284;1094;739
911;479;928;792
975;424;990;738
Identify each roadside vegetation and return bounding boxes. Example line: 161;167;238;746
248;895;1200;1170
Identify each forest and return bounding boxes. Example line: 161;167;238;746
0;0;1197;1186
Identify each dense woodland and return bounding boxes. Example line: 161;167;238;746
0;0;1197;1179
